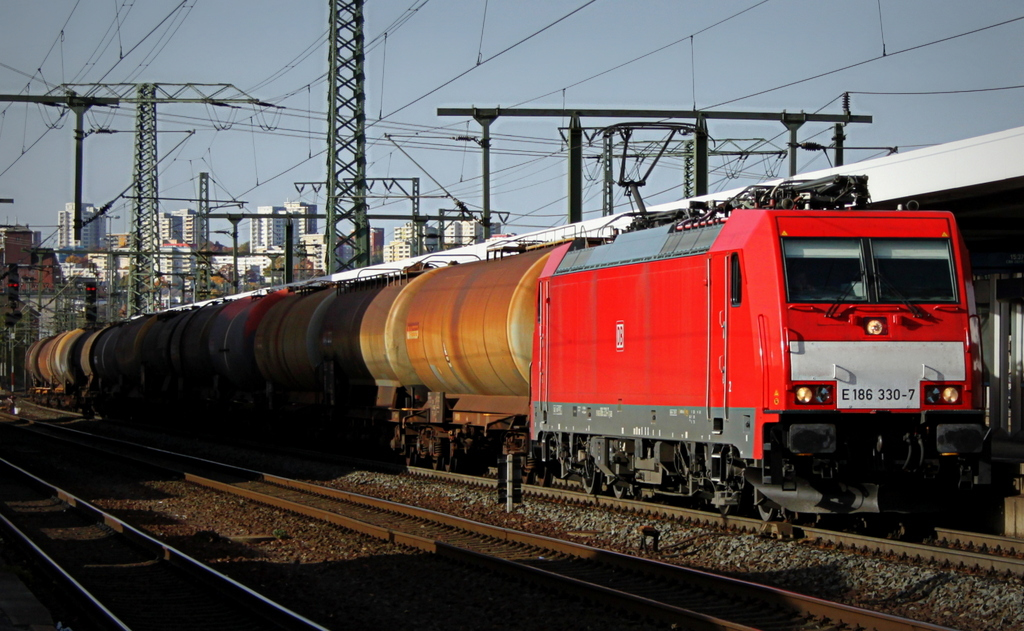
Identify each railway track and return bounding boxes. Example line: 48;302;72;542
13;404;1024;578
0;456;326;631
402;465;1024;577
1;416;965;631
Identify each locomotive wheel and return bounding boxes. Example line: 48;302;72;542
406;448;425;468
581;458;602;495
611;481;634;499
757;502;781;522
528;463;553;487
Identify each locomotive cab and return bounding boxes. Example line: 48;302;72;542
750;213;989;514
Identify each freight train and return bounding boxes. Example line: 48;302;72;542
25;175;990;517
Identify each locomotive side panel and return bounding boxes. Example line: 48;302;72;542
534;226;758;457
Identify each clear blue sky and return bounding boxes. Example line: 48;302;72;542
0;0;1021;246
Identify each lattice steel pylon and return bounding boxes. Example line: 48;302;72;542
326;0;367;271
48;83;278;315
129;83;160;315
195;171;212;301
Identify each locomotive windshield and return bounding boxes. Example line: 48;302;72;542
783;237;956;304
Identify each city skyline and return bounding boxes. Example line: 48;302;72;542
1;2;1021;248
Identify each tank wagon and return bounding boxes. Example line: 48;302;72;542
27;175;990;516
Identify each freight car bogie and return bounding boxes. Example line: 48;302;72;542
389;413;522;474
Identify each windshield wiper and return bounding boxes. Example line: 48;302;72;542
825;270;865;318
874;272;926;318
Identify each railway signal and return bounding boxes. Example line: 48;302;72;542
6;263;19;307
3;310;20;328
84;281;98;324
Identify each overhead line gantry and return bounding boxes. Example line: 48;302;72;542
38;83;278;316
439;107;872;226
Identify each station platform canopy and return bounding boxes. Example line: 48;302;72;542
806;125;1024;255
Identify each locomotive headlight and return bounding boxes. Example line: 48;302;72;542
864;318;886;336
924;385;961;405
794;385;832;405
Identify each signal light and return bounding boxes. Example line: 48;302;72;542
4;310;20;328
84;281;98;324
6;263;19;306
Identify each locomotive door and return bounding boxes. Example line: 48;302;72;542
707;253;730;426
536;277;551;423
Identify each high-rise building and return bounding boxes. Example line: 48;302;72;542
160;208;198;246
383;240;413;263
298;233;326;276
383;222;440;263
250;202;318;254
443;219;484;247
105;233;130;250
370;227;385;265
0;225;35;267
58;203;107;250
286;201;317;236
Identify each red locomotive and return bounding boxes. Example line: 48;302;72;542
26;175;989;516
531;176;988;515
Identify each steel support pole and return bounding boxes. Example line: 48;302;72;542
195;172;211;301
602;133;614;216
284;218;294;285
326;0;367;271
72;104;87;242
568;113;583;225
474;112;495;239
129;83;159;315
695;114;708;197
833;123;846;168
784;116;806;178
228;215;241;295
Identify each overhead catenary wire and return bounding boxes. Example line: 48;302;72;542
706;14;1024;109
850;85;1024;96
88;0;193;86
4;3;1022;241
67;0;140;85
380;0;599;121
876;0;888;56
510;0;771;108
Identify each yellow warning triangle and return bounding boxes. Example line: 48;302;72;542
780;231;788;236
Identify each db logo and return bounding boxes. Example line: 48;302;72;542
615;321;625;351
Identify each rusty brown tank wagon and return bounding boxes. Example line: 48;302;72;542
23;246;557;469
25;328;96;412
